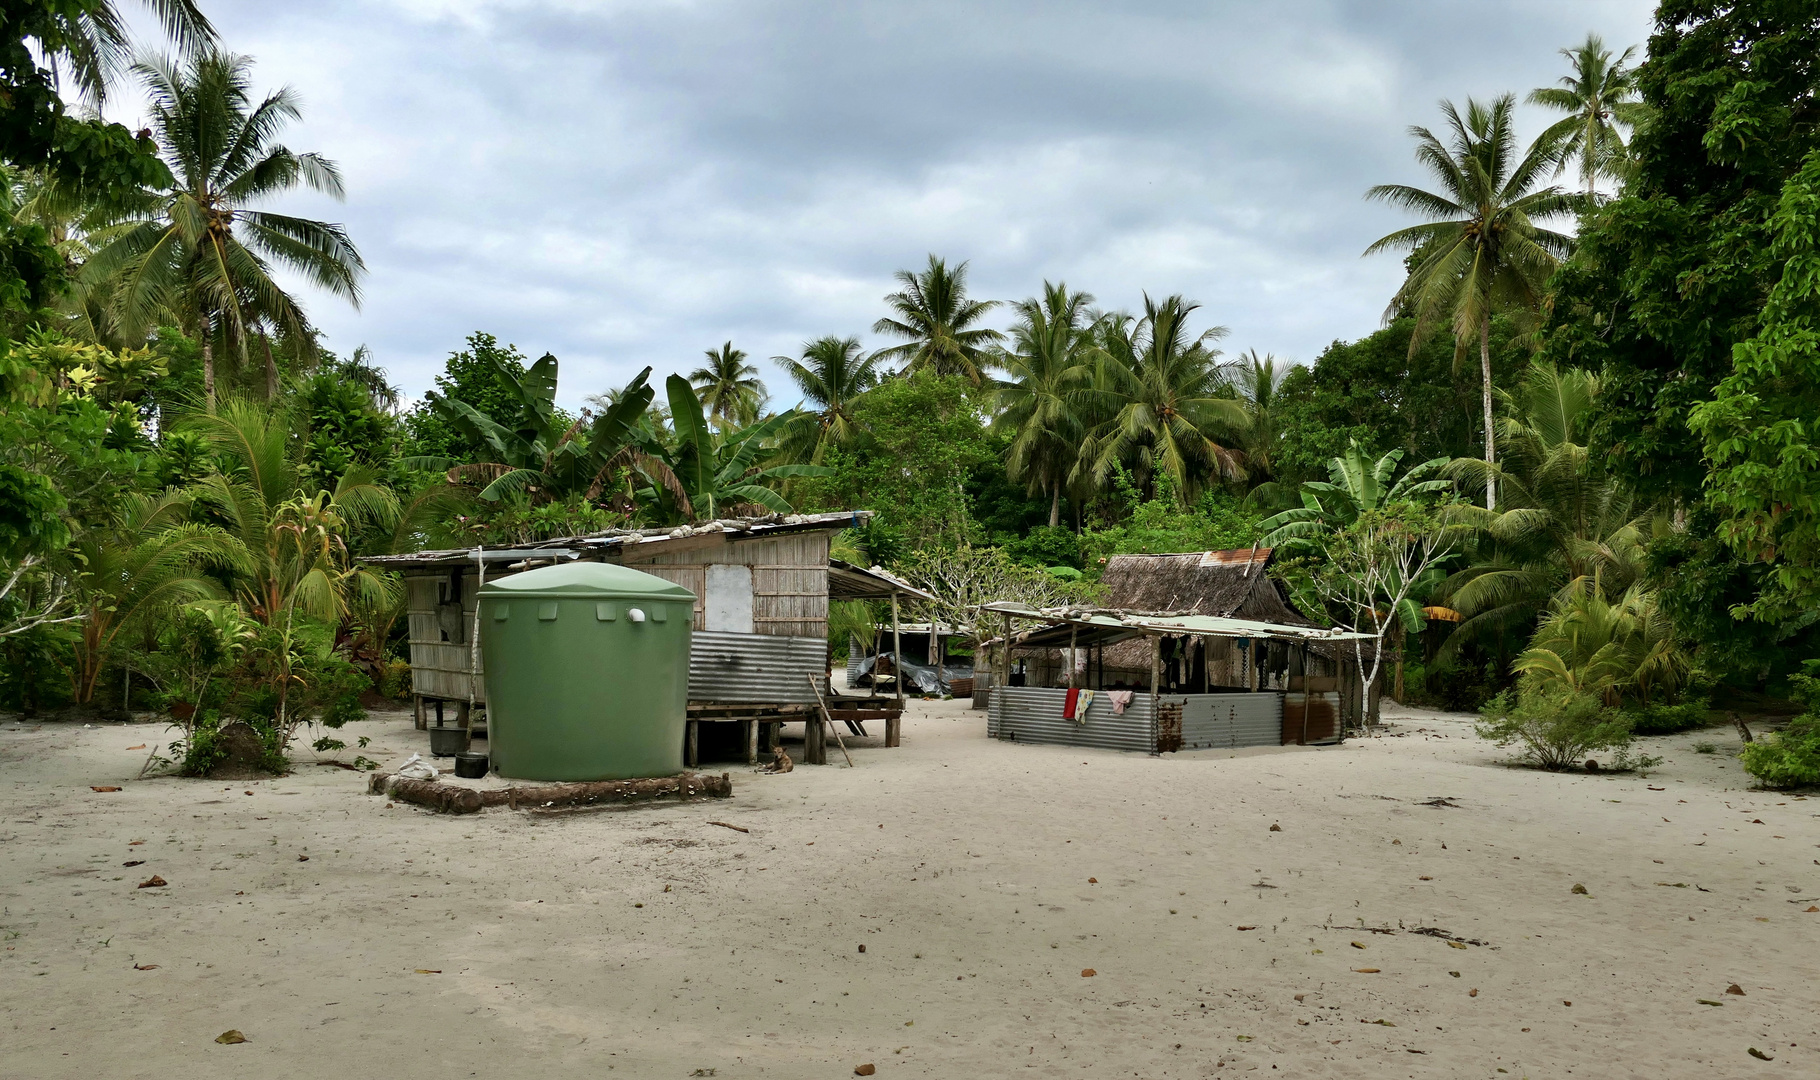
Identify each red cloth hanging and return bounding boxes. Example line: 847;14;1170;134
1062;687;1081;719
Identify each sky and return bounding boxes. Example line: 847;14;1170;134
117;0;1658;411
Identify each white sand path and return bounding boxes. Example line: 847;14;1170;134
2;699;1816;1078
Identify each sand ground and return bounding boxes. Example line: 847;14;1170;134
2;698;1817;1079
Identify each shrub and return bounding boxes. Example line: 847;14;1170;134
376;658;412;699
1476;690;1635;770
1740;662;1820;788
1624;700;1712;736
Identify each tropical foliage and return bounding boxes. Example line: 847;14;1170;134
6;4;1818;777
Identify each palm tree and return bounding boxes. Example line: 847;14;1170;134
332;344;399;413
994;282;1096;527
1079;294;1246;502
689;342;765;429
1228;349;1292;488
872;254;1003;384
1364;95;1579;509
775;336;882;463
1436;360;1658;663
86;47;365;410
66;490;237;704
25;1;212;107
1261;440;1454;553
1514;575;1689;707
1528;34;1650;197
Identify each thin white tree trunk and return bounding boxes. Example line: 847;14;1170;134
1480;316;1496;511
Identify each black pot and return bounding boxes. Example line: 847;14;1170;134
428;726;467;757
453;752;489;779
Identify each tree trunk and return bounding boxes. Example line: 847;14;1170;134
1048;488;1061;529
1479;315;1496;510
263;334;279;401
202;330;216;414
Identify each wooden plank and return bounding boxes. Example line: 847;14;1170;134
824;709;901;722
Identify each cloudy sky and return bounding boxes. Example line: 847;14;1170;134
119;0;1657;410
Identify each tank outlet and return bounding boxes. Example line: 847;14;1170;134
627;608;647;623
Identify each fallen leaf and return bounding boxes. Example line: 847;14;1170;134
1353;968;1381;974
1571;883;1589;895
1447;941;1468;950
214;1030;246;1044
128;840;144;846
137;875;166;888
1806;906;1818;912
1726;984;1745;995
90;786;121;793
1696;999;1724;1006
1269;824;1282;832
414;969;441;975
1563;1000;1572;1007
1418;875;1433;881
1236;925;1258;931
855;1065;877;1076
1368;1018;1394;1026
1751;819;1764;824
123;859;143;867
858;944;866;953
707;821;749;833
1080;968;1096;977
127;744;146;750
1749;1048;1774;1061
1350;941;1366;949
1087;877;1097;884
1293;994;1306;1002
297;855;309;862
1469;989;1479;997
134;963;158;970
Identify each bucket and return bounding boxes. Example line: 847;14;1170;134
453;752;488;779
428;727;467;757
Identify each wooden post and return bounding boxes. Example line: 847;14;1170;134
685;719;699;768
1299;644;1312;746
891;595;904;707
1068;623;1078;689
1148;635;1162;756
413;695;426;731
457;700;472;754
885;711;901;749
744;718;758;766
805;714;825;765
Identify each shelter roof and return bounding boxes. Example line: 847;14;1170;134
361;511;869;570
980;602;1372;648
1097;547;1316;626
827;559;938;602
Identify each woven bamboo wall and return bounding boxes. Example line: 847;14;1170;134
621;531;829;639
405;569;486;701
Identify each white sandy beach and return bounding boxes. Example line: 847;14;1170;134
2;699;1816;1079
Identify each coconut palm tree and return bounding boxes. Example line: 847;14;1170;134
775;335;882;464
689;342;765;429
25;0;212;107
994;282;1096;527
85;47;365;410
1079;294;1246;502
66;490;238;704
872;255;1002;384
1227;348;1293;488
1514;576;1689;707
1364;95;1579;509
1528;34;1650;197
1436;360;1658;662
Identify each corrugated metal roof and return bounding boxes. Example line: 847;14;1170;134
363;511;869;569
827;559;938;602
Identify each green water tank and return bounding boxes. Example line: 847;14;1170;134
478;561;695;781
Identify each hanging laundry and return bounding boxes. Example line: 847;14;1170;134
1108;690;1135;715
1061;687;1081;720
1074;689;1097;722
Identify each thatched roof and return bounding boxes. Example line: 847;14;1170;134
1098;548;1315;626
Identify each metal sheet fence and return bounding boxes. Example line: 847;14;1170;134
688;630;826;705
988;687;1283;752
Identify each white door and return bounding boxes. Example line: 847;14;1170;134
704;563;754;633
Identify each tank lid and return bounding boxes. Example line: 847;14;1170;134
477;561;696;601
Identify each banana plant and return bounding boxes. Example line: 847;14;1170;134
1261;439;1452;554
643;375;830;522
408;353;668;507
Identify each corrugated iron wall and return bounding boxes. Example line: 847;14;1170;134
688;630;825;705
987;687;1284;752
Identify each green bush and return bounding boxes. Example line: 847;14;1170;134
377;658;412;699
1740;663;1820;788
1476;690;1635;771
1625;700;1712;736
